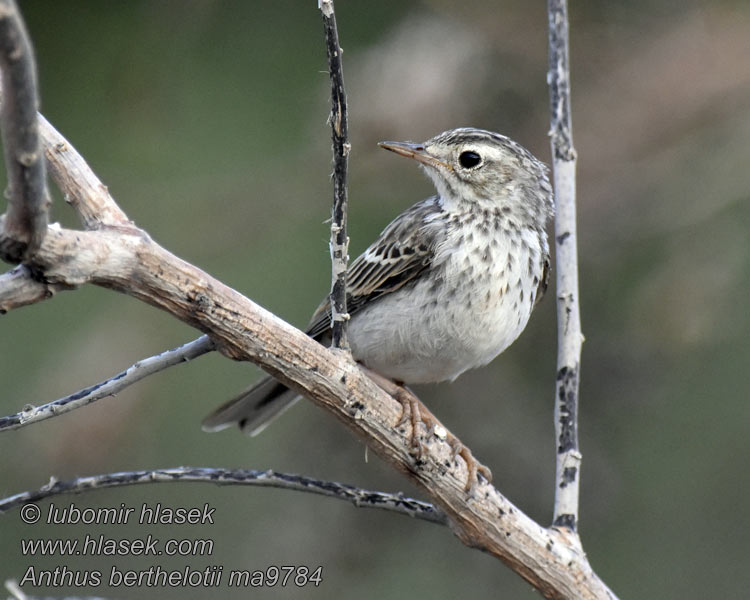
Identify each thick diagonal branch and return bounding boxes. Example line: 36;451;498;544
6;215;613;599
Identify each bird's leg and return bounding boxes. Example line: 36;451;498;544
392;384;426;455
395;385;493;492
355;365;423;453
357;364;492;492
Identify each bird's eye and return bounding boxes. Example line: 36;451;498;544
458;150;482;169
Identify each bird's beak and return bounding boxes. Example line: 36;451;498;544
378;141;452;171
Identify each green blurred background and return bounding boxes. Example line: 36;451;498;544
2;0;750;598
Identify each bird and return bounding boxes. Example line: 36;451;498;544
202;127;553;443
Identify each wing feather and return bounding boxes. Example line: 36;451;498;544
306;197;443;340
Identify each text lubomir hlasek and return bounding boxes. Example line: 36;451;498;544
44;502;215;525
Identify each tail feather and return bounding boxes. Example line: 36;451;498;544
201;376;300;436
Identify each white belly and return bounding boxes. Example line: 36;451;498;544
348;229;542;384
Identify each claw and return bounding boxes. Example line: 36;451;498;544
358;363;492;493
393;386;426;457
459;444;493;493
393;387;492;492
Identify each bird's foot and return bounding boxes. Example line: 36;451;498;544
355;366;427;455
357;364;491;493
392;385;429;457
446;437;493;493
394;388;492;492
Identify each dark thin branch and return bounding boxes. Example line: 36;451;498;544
0;467;447;524
0;336;215;432
0;0;49;262
320;0;350;349
547;0;582;532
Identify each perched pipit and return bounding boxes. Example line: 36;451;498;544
203;128;553;487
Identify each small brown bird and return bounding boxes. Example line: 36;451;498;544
203;128;553;436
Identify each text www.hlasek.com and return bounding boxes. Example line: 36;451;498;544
21;534;212;557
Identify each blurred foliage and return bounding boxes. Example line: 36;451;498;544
2;1;750;598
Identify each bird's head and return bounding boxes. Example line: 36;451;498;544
379;127;553;226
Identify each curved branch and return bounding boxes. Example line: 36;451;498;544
0;0;48;262
0;336;215;432
0;467;447;524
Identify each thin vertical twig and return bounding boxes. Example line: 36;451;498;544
547;0;583;532
320;0;350;349
0;0;49;263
